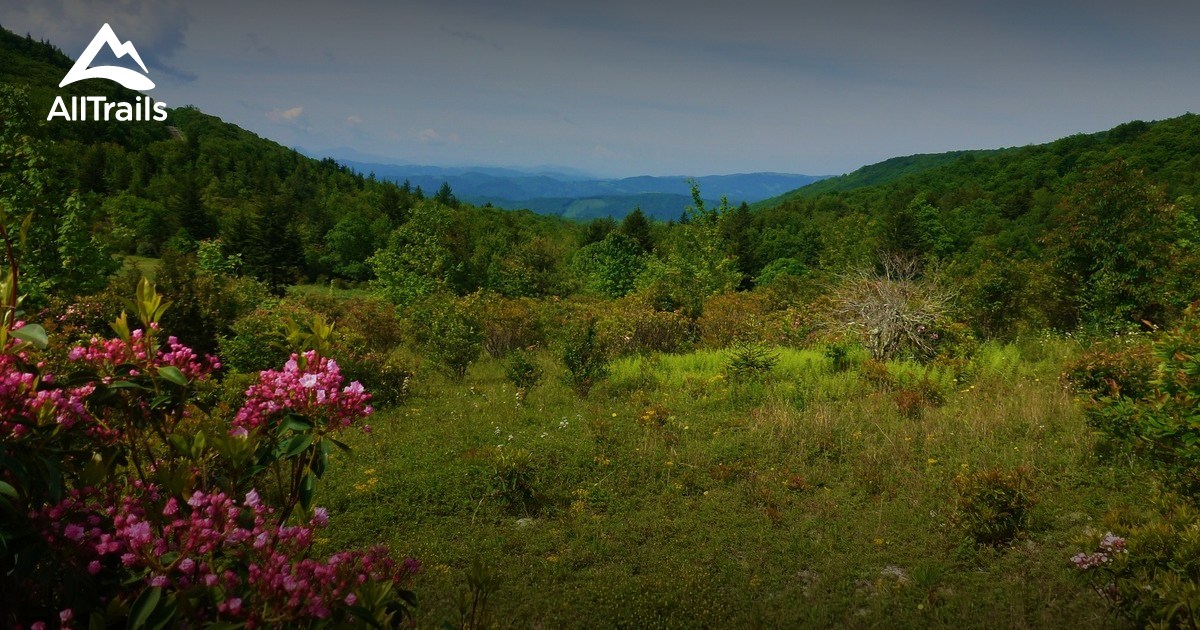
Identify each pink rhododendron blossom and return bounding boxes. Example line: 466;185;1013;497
232;351;371;433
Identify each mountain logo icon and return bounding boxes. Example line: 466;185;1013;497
59;23;155;91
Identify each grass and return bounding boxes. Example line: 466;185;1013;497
314;340;1142;627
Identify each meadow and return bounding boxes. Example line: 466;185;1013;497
317;340;1144;628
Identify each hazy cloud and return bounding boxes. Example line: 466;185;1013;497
1;0;193;80
267;106;304;122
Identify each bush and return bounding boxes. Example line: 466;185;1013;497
561;319;609;397
697;291;774;348
154;249;270;355
0;276;417;627
413;296;483;381
596;298;693;356
825;254;953;362
950;466;1037;547
725;340;779;382
1063;340;1158;401
336;348;414;408
218;305;292;373
487;447;540;515
476;294;545;358
1078;306;1200;496
1070;494;1200;628
504;349;543;405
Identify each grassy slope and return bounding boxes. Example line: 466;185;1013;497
318;341;1140;628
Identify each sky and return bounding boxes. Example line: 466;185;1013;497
3;0;1199;178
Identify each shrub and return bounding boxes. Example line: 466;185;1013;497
413;296;483;381
336;348;414;408
0;275;417;627
596;298;693;356
1070;494;1200;628
697;291;774;348
503;349;543;405
725;340;779;382
476;294;545;358
1063;340;1158;401
561;319;609;397
218;305;292;373
488;447;539;515
950;466;1037;547
824;342;858;373
1074;306;1200;494
825;254;954;362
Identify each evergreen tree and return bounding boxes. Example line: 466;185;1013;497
618;207;654;252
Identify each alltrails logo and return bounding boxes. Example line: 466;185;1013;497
47;23;168;122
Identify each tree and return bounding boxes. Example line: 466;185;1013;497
719;201;757;289
1047;161;1200;328
619;207;654;252
636;183;739;317
369;200;459;305
880;194;949;261
322;213;380;281
434;181;458;208
574;231;645;298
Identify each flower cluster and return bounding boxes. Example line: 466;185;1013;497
1071;531;1127;570
233;351;372;433
0;352;93;438
33;484;418;624
68;327;221;380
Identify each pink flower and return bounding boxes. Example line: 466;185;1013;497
88;560;101;575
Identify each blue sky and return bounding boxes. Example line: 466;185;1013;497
3;0;1199;177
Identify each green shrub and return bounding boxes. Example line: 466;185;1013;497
725;340;779;382
488;447;540;514
218;305;293;373
413;296;483;381
1064;340;1158;401
477;294;546;358
597;298;693;356
336;348;414;408
561;319;609;397
503;349;543;405
1075;307;1200;494
950;466;1037;547
1071;494;1200;628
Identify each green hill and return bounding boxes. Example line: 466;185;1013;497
756;150;997;207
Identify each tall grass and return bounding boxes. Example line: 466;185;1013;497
315;335;1143;628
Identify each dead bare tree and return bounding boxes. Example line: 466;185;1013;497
825;254;955;361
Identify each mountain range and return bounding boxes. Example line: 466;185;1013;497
317;155;827;221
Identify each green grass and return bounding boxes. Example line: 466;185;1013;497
315;340;1143;628
288;281;375;300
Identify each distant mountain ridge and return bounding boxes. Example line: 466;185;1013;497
327;157;827;220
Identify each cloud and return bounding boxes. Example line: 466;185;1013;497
267;106;304;122
2;0;194;80
416;128;461;145
345;115;363;125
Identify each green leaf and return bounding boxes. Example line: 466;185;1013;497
283;433;313;459
128;586;162;630
144;592;177;630
157;366;188;387
9;323;47;349
281;416;314;433
299;473;315;511
0;480;16;499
